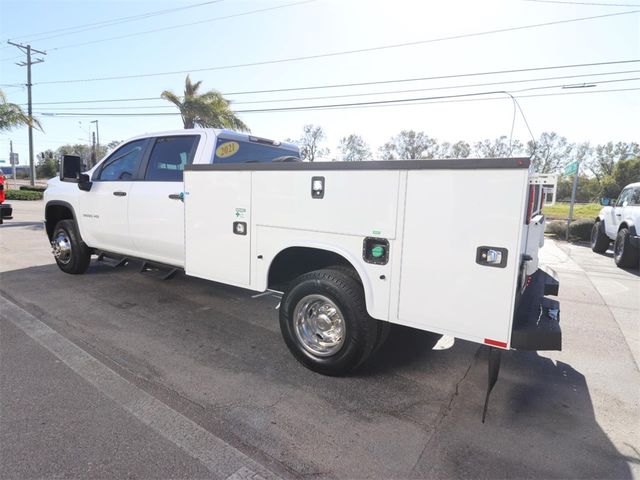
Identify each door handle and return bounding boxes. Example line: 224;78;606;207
113;191;127;197
615;213;622;216
168;193;184;201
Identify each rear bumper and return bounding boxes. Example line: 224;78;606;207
511;268;561;351
0;203;12;219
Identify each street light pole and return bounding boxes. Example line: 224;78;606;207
91;120;100;162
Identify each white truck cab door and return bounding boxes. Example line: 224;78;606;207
127;134;203;267
607;187;632;237
79;139;149;256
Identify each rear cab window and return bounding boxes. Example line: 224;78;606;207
212;133;300;164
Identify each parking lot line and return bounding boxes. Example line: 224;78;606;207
0;295;283;480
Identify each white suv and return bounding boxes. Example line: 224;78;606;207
591;182;640;268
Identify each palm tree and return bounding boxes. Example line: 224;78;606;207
0;89;42;132
161;75;249;131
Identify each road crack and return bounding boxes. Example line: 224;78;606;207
409;347;481;475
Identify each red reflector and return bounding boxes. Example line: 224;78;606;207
484;338;508;348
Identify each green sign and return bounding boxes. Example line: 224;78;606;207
564;161;578;176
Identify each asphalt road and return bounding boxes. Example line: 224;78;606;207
1;200;638;479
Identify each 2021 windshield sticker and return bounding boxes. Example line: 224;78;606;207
216;141;239;159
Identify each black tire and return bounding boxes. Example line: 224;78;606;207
51;219;91;274
614;228;639;268
590;221;610;253
279;268;378;376
325;264;390;354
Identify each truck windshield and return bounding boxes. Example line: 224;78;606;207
212;138;299;163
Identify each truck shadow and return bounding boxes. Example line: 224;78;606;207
424;347;638;479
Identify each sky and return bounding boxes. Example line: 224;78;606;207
0;0;638;166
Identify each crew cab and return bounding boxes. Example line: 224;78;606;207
591;182;640;268
44;128;560;395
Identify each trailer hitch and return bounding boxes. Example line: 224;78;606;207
482;346;502;423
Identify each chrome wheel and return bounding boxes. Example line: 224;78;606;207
52;231;72;264
293;294;346;357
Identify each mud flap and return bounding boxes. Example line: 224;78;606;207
482;346;502;423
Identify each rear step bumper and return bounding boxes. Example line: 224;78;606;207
511;268;561;351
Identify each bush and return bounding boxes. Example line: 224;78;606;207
569;218;594;241
545;218;594;241
4;189;43;200
545;220;566;237
19;185;47;192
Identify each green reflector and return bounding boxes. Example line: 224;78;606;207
371;245;385;258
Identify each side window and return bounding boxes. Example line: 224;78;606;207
97;139;146;181
145;135;200;181
616;188;632;207
629;187;640;207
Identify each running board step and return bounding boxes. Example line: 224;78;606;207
139;261;179;280
96;252;129;268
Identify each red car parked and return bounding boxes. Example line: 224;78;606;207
0;170;13;223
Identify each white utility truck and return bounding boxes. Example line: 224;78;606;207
591;182;640;268
44;128;560;414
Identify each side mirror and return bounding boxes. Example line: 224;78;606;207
78;173;92;192
60;155;82;182
599;198;611;206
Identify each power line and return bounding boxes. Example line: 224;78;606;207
47;0;316;52
22;59;640;106
2;0;225;46
35;10;640;85
29;71;640;110
34;86;640;116
524;0;640;7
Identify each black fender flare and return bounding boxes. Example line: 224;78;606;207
619;220;637;236
45;200;78;239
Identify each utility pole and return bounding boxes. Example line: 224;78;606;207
7;41;46;186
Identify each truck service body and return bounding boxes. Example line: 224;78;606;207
44;128;561;413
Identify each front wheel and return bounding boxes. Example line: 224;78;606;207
51;219;91;274
279;269;377;376
590;221;610;253
614;228;639;268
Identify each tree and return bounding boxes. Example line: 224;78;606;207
474;136;523;158
161;75;249;131
37;150;58;178
338;134;371;161
585;141;640;181
527;132;572;173
0;89;41;132
296;124;330;162
55;141;119;170
438;140;471;158
379;130;438;160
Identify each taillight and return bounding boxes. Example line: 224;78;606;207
526;184;535;224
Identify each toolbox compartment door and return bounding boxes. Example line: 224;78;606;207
184;170;252;288
397;168;528;345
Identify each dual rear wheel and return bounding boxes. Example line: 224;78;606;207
279;268;388;376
